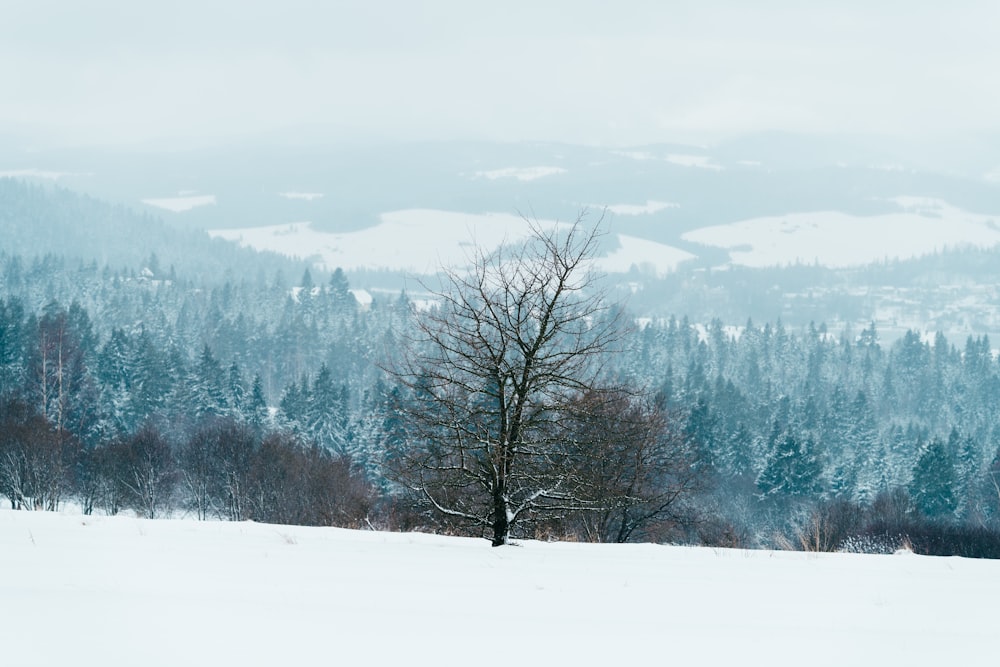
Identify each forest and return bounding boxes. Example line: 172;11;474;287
3;181;1000;555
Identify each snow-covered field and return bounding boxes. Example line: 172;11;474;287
599;234;696;277
604;199;678;216
2;508;997;666
210;210;551;274
209;209;694;276
207;196;1000;277
0;167;78;180
278;191;325;201
684;197;1000;268
142;194;217;212
666;153;724;170
472;166;567;181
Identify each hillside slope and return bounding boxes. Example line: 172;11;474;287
1;508;995;666
0;178;309;284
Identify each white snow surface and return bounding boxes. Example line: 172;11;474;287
473;166;567;181
683;197;1000;268
209;209;693;276
611;149;658;161
0;167;78;180
279;191;325;200
142;194;217;212
2;508;997;666
666;153;724;170
594;234;695;277
349;287;373;307
605;200;679;216
210;210;555;274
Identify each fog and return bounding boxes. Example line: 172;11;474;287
3;1;999;148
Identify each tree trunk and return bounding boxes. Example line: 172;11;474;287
491;482;509;546
491;436;515;546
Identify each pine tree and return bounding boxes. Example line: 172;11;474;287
305;363;350;455
0;297;26;395
909;438;956;518
328;267;356;315
192;345;228;419
246;373;269;428
757;431;823;499
847;390;880;504
227;360;246;418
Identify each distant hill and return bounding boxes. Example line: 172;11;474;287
0;178;314;284
7;135;1000;254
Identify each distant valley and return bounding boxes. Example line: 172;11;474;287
4;134;1000;343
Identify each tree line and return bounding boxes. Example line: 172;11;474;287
5;221;1000;551
0;398;376;526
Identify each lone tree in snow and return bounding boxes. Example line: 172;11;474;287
390;211;633;546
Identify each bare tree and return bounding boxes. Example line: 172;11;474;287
560;389;703;543
0;397;77;511
390;212;626;546
118;426;177;519
178;417;258;521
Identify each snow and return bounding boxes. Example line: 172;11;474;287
278;191;325;201
683;197;1000;268
210;211;558;274
594;234;695;277
609;150;723;170
211;210;694;277
142;194;217;212
349;288;373;308
605;200;679;216
472;166;567;181
0;168;78;180
666;153;724;170
611;149;657;161
2;508;997;666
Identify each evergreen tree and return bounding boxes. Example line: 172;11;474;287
909;438;956;518
0;297;26;394
847;390;880;504
757;432;823;498
279;375;310;428
328;267;356;315
192;345;228;419
227;360;246;418
246;373;269;428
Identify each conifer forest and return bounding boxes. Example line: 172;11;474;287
4;180;1000;556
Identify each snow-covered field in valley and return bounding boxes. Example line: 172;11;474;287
2;509;997;666
683;197;1000;268
598;234;696;277
142;194;217;212
210;210;552;274
209;209;694;276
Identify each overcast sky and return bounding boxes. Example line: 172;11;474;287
3;1;999;148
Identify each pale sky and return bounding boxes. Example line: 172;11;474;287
2;1;999;147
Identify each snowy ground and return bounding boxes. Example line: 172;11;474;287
604;199;678;216
598;234;696;277
209;209;694;276
2;509;997;666
142;194;217;212
684;197;1000;268
471;166;567;181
